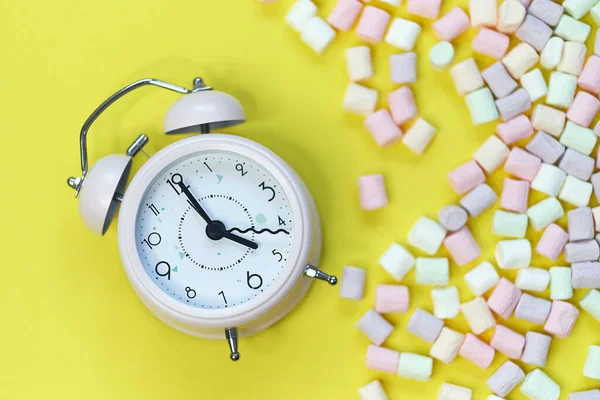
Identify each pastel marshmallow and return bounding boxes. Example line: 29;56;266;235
570;390;600;400
459;333;495;369
465;88;500;125
594;2;600;24
496;88;532;121
593;173;600;202
376;284;410;313
504;147;541;181
520;69;548;102
450;58;484;96
407;308;444;343
516;267;550;292
473;28;509;59
593;206;600;231
545;300;579;337
407;0;442;19
550;267;574;300
500;178;530;213
487;277;523;319
469;0;498;27
438;205;468;232
482;61;518;99
491;325;525;359
572;261;600;288
527;197;565;231
568;206;595;241
581;289;600;321
366;345;400;373
514;293;552;323
388;86;417;125
541;37;565;70
300;17;334;53
526;131;566;164
286;0;317;32
578;55;600;94
385;17;421;51
555;15;591;43
430;327;465;364
568;242;597;265
531;104;566;137
516;14;553;51
557;41;587;76
356;6;391;43
497;0;526;33
487;361;525;397
364;110;402;147
390;53;417;84
531;163;566;197
429;41;455;70
443;227;482;266
558;148;594;180
460;296;497;334
416;257;449;285
340;266;366;300
460;184;498;217
438;384;472;400
408;217;447;255
474;135;510;173
448;160;485;195
343;83;378;115
378;243;415;281
359;380;389;400
496;115;533;144
564;0;596;19
357;309;394;345
521;331;552;367
567;91;600;127
464;261;500;296
397;352;433;381
529;0;564;26
432;286;460;319
521;369;561;400
502;43;539;79
433;7;470;41
559;174;593;206
403;118;437;154
328;0;363;31
358;174;388;210
346;46;373;82
547;71;578;109
493;210;528;238
536;223;569;259
495;239;531;269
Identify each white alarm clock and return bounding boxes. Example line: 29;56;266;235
67;77;337;361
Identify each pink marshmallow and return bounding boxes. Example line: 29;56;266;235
443;226;482;266
491;324;526;359
536;223;569;260
544;300;580;338
515;14;552;51
500;177;530;213
482;61;518;98
514;293;552;323
433;7;470;42
473;28;510;59
388;87;417;126
567;91;600;128
375;284;410;313
487;277;522;319
390;53;417;84
571;262;600;289
448;160;486;195
366;344;400;373
496;115;534;145
358;174;388;210
459;333;495;369
327;0;363;31
504;147;541;181
579;56;600;95
364;110;403;147
487;361;525;397
407;308;444;343
495;88;532;121
407;0;442;19
526;131;566;164
356;6;391;44
521;331;552;367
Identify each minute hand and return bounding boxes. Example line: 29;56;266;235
178;182;212;224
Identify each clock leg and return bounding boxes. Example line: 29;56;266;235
225;327;241;361
304;265;338;286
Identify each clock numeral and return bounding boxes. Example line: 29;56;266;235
203;162;213;172
218;291;228;305
246;271;263;290
278;216;286;226
155;261;171;280
272;249;283;262
259;181;276;202
167;173;189;196
185;286;197;299
147;203;160;216
235;163;248;177
142;232;162;249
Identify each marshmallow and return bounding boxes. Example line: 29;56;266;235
593;2;600;24
547;71;578;109
346;46;373;82
564;0;597;19
357;309;394;345
488;277;523;319
487;361;525;397
559;148;594;180
430;327;465;364
473;28;509;59
550;267;574;300
581;289;600;321
408;217;447;255
359;381;389;400
388;86;417;125
516;14;553;51
464;262;500;297
570;390;600;400
526;131;566;164
429;41;455;70
390;53;417;84
555;15;591;43
376;284;409;313
474;135;510;173
502;43;539;79
460;184;498;217
408;308;444;343
528;197;565;231
521;369;561;400
356;6;391;43
328;0;363;31
559;175;593;206
385;17;421;51
407;0;442;19
514;293;552;323
448;160;486;195
364;111;402;147
432;286;460;319
366;345;400;373
461;296;497;334
379;243;415;281
491;325;525;359
358;174;388;210
568;91;600;127
340;266;366;300
465;88;500;125
397;352;433;381
560;122;596;155
438;205;468;232
493;210;528;238
545;300;580;337
531;163;566;197
286;0;317;32
343;83;378;115
300;17;334;53
469;0;498;27
521;331;552;367
516;267;551;292
495;239;531;269
593;173;600;201
438;384;472;400
578;55;600;94
451;58;484;96
531;104;566;137
416;257;449;285
403;118;437;154
459;333;495;369
500;178;530;213
541;37;565;70
537;223;570;259
558;41;587;76
504;147;541;181
433;7;470;41
444;227;482;266
520;69;548;102
482;61;519;99
593;207;600;231
568;206;595;241
529;0;564;26
496;88;532;121
497;0;526;33
572;261;600;288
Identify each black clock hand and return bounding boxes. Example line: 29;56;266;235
226;227;290;235
221;230;259;250
178;182;212;224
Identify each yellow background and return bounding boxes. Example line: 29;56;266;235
1;0;599;398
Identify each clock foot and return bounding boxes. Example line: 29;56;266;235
225;327;241;362
304;265;338;286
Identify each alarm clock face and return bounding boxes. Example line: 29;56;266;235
135;150;295;310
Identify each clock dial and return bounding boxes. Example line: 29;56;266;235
135;150;294;309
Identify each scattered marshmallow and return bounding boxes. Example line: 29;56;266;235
461;296;497;334
286;0;317;32
469;0;498;27
521;369;561;400
408;217;447;255
397;352;433;381
559;174;593;206
346;46;373;82
378;243;415;281
593;207;600;231
364;110;402;147
545;300;580;338
356;6;391;43
487;277;522;319
559;149;594;180
555;14;591;43
493;210;528;238
444;226;482;266
496;0;526;33
537;223;570;260
366;344;400;373
547;71;578;109
568;91;600;127
550;267;574;300
474;135;510;173
448;160;486;195
416;257;449;285
496;88;532;121
491;324;525;359
541;37;565;70
300;19;334;54
464;261;500;297
520;69;548;102
482;62;518;99
516;14;553;51
390;53;417;84
593;173;600;202
340;266;366;300
385;18;421;51
529;0;564;26
465;88;500;125
531;163;567;197
572;261;600;288
521;331;552;367
407;0;442;19
459;333;495;369
502;42;539;79
429;41;455;70
407;308;444;343
450;58;484;96
570;390;600;400
581;289;600;321
376;284;410;313
433;7;470;41
473;28;509;59
531;104;566;137
438;383;472;400
564;0;596;19
568;206;595;241
516;267;550;292
357;309;394;345
500;178;530;213
438;205;468;232
460;183;498;217
495;239;531;269
527;197;565;231
430;327;465;364
328;0;363;31
343;83;378;115
504;147;541;182
358;380;389;400
557;41;587;76
514;293;552;323
358;174;388;210
526;131;566;164
579;55;600;94
432;286;460;319
487;360;525;397
388;86;417;125
403;118;437;154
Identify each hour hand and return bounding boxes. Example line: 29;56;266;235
178;182;212;224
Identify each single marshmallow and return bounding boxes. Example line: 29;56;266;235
429;41;455;70
521;331;552;367
433;7;470;41
438;205;468;232
581;289;600;321
385;17;421;51
593;207;600;231
537;223;569;259
504;147;541;181
559;174;593;206
495;239;531;269
568;206;595;241
491;325;525;359
555;15;591;43
407;0;442;19
487;277;523;319
474;135;510;173
438;384;472;400
559;148;594;180
328;0;363;31
549;267;574;300
358;174;388;210
502;43;539;79
579;56;600;94
572;261;600;288
407;308;444;343
403;118;437;154
528;197;565;231
356;6;391;43
430;327;465;364
397;352;433;381
364;110;402;147
358;380;389;400
493;210;528;238
526;131;566;164
346;46;373;82
570;390;600;400
286;0;317;32
408;217;447;255
557;41;587;76
487;361;525;397
520;69;548;102
516;267;551;292
516;14;553;51
448;160;486;195
450;58;484;96
357;309;394;345
564;0;596;19
366;345;400;373
388;86;417;125
340;266;366;300
531;104;566;137
482;61;518;99
464;261;500;297
416;257;449;285
500;178;530;213
469;0;498;27
496;88;532;121
465;88;500;125
593;2;600;24
568;91;600;127
497;0;526;33
496;116;533;145
376;284;410;313
444;227;482;266
460;184;498;217
300;17;335;54
473;28;509;59
514;293;552;323
547;71;578;109
593;173;600;202
521;369;561;400
390;53;417;84
545;300;579;337
459;333;495;369
461;296;497;334
343;83;378;115
541;37;565;70
531;163;567;197
529;0;564;26
432;286;460;319
378;243;415;281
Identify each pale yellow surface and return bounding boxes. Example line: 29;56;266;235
1;0;599;399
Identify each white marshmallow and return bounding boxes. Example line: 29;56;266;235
379;243;415;281
432;286;460;319
516;267;550;292
487;360;525;397
359;381;389;400
286;0;317;32
531;163;567;197
581;289;600;322
460;184;498;217
464;261;500;296
520;69;548;102
469;0;498;27
569;390;600;400
593;2;600;24
531;104;567;137
402;118;437;154
593;207;600;232
430;327;465;364
584;345;600;380
555;15;591;43
521;369;561;400
547;71;578;109
564;0;597;19
346;46;373;82
397;353;433;381
550;266;574;300
438;383;473;400
429;41;455;70
343;83;378;115
416;257;450;285
557;41;587;76
460;296;497;334
527;197;565;231
385;17;421;51
473;135;509;173
540;36;565;70
559;175;593;207
450;58;484;96
408;217;447;255
438;205;468;232
495;239;531;269
301;17;336;54
559;122;598;155
497;0;526;33
493;210;528;238
465;88;500;125
339;266;366;300
357;308;394;345
502;43;539;79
